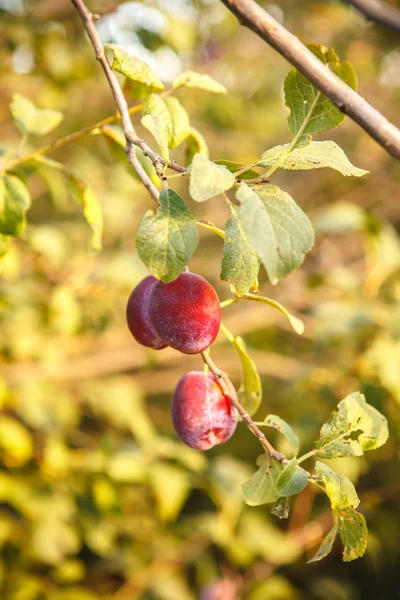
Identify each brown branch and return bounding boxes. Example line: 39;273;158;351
200;350;286;463
219;0;400;160
71;0;164;202
348;0;400;34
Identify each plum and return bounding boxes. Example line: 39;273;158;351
148;272;221;354
172;371;238;450
126;275;168;350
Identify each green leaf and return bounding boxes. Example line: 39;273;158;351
242;455;283;506
236;182;314;283
214;160;260;179
69;178;103;252
136;189;198;282
164;96;190;148
230;336;262;416
284;44;357;141
315;461;359;510
185;127;209;164
105;44;164;99
263;415;300;455
221;206;260;296
307;519;338;563
141;114;170;162
315;392;389;458
173;70;227;94
10;94;63;136
276;458;308;497
258;141;368;177
271;496;291;519
337;507;367;562
102;125;159;185
0;175;31;236
241;294;304;334
189;153;235;202
143;94;172;138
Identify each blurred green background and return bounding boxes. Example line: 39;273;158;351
0;0;400;598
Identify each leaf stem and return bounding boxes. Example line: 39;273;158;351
297;449;317;465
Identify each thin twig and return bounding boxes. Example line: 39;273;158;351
219;0;400;160
71;0;164;202
200;350;286;463
348;0;400;34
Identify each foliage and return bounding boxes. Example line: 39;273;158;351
0;0;399;598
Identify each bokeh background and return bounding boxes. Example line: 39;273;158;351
1;0;400;598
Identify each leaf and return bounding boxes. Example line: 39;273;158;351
141;114;170;162
271;496;291;519
0;175;31;236
314;202;366;235
276;458;308;497
315;461;359;510
164;96;190;148
241;294;304;334
214;160;260;179
258;141;368;177
315;392;389;458
102;125;159;185
230;336;262;416
150;463;190;521
263;415;300;455
136;189;198;282
189;153;235;202
284;44;357;141
307;519;338;563
337;507;367;562
236;182;314;283
242;455;283;506
68;178;103;252
105;44;164;99
143;94;172;138
221;206;260;296
173;70;227;94
185;127;209;164
10;94;63;136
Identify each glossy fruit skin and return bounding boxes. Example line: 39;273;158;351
172;371;238;450
126;276;168;350
148;272;221;354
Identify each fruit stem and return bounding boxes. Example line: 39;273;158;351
200;350;286;463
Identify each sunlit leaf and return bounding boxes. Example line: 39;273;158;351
0;174;31;236
150;463;190;521
164;96;190;148
215;160;260;179
230;335;262;416
136;188;198;282
337;507;368;562
105;44;164;98
221;206;259;296
69;178;103;252
173;70;227;94
10;94;63;136
185;126;209;164
236;182;314;283
141;114;170;162
315;461;359;510
241;294;304;334
263;415;300;455
307;518;338;563
189;153;235;202
315;392;389;458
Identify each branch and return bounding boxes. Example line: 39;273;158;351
71;0;164;202
219;0;400;160
348;0;400;34
200;350;286;463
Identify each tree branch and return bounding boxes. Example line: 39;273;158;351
71;0;165;202
219;0;400;160
348;0;400;35
200;350;286;463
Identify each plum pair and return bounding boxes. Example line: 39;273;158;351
126;272;238;450
126;272;221;354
